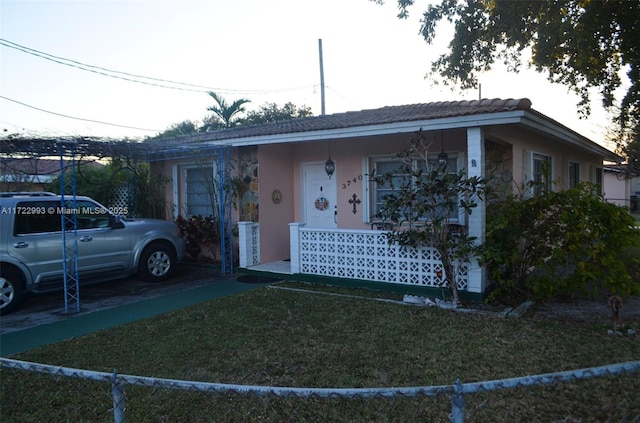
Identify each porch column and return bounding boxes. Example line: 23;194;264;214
238;221;259;267
289;222;305;274
466;127;487;293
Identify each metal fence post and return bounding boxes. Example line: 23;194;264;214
451;378;464;423
111;369;125;423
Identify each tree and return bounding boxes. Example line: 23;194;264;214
241;102;313;125
202;91;251;130
623;127;640;177
46;159;170;219
153;100;312;137
374;0;640;130
47;159;122;206
151;120;200;139
609;112;640;176
374;130;485;304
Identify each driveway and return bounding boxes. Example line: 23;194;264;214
0;264;222;335
0;264;282;356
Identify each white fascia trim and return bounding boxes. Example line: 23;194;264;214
520;112;620;162
223;111;525;148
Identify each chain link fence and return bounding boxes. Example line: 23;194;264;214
1;357;639;422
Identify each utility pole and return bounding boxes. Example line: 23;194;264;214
318;38;326;115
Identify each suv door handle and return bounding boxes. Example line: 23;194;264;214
80;235;93;242
13;241;28;248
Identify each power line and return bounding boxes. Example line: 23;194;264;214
0;96;162;132
325;86;362;110
1;39;211;91
0;38;314;95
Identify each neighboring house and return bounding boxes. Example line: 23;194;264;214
0;158;61;191
151;98;620;300
632;175;640;196
628;172;640;212
0;158;105;193
603;165;630;208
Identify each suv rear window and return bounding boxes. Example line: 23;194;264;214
14;201;61;235
13;199;113;235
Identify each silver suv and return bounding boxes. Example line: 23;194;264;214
0;192;186;315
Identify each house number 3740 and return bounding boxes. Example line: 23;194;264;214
341;174;363;190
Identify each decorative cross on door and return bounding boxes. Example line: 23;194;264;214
348;193;361;215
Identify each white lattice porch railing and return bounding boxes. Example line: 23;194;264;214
289;223;468;290
238;222;260;267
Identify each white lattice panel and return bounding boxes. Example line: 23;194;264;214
111;184;129;210
250;223;260;265
299;228;468;290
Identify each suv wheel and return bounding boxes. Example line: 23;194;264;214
138;242;176;282
0;269;24;316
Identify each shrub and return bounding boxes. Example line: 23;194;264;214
483;182;640;300
176;215;219;262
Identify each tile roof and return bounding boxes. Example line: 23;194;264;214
0;98;535;159
163;98;533;144
9;98;616;162
0;158;103;175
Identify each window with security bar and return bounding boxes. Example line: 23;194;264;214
371;156;460;224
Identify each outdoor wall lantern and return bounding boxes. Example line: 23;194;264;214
438;130;448;167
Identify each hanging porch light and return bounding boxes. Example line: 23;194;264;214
438;130;448;167
325;157;335;178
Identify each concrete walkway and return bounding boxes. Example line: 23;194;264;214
0;278;271;357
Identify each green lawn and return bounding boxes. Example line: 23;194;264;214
1;283;639;422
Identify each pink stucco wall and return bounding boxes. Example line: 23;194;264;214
486;126;605;190
159;125;612;266
258;144;295;262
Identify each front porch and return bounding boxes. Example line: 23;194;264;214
246;259;294;275
237;221;488;301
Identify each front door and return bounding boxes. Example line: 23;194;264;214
303;162;337;229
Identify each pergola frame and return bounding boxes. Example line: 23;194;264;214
1;136;234;312
57;140;81;313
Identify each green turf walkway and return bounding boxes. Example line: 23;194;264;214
0;278;270;357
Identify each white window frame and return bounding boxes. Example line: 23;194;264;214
175;163;217;217
591;165;603;194
568;161;580;189
523;150;553;197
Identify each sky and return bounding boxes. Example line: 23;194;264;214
0;0;620;152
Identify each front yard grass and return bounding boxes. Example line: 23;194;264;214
1;283;639;422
